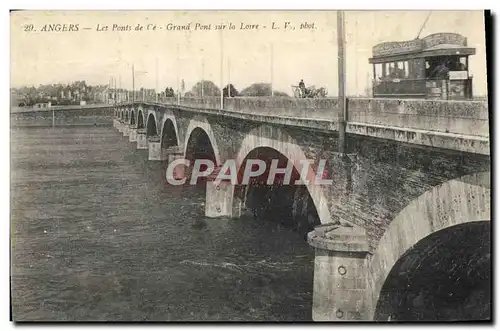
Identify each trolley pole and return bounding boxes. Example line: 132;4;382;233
337;10;347;155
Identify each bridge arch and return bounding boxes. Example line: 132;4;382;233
137;109;145;129
183;116;221;166
160;113;180;149
130;110;136;125
234;124;333;225
368;172;491;320
146;112;158;137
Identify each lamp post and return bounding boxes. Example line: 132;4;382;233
201;50;205;98
133;67;148;103
155;57;159;103
119;75;122;104
177;43;180;105
270;43;274;97
220;30;224;109
132;64;135;103
337;10;347;155
227;57;231;98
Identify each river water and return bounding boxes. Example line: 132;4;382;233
10;125;315;321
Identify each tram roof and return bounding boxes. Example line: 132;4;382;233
368;32;476;64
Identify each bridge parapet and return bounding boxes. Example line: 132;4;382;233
134;97;488;139
347;98;489;137
180;97;221;110
158;97;177;105
224;97;340;120
132;96;489;154
159;97;488;139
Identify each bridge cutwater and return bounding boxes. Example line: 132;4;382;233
13;96;490;321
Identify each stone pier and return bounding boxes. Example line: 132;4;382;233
117;120;124;132
205;181;237;218
136;129;147;150
307;222;370;321
148;135;167;161
122;125;130;137
129;125;138;142
164;146;183;164
165;149;186;184
205;167;242;218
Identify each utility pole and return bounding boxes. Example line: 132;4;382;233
119;75;122;104
132;64;135;103
337;10;347;155
270;43;274;97
220;30;224;109
113;76;117;106
355;19;358;96
201;58;205;98
177;43;180;105
155;57;159;103
227;57;231;98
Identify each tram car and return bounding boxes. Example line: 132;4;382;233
369;33;475;100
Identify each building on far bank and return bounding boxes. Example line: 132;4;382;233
33;102;51;109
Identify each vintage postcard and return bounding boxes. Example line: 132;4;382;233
10;10;490;322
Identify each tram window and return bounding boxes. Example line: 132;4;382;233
388;62;405;79
375;64;383;80
425;60;434;78
396;61;409;78
459;57;467;71
402;61;410;78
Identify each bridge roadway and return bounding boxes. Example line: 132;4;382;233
14;96;491;321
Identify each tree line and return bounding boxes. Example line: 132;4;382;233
12;79;292;107
11;81;107;107
165;81;289;98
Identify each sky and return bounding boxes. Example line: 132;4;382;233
10;10;488;96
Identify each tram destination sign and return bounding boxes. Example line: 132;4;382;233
372;33;469;58
372;39;423;57
422;33;468;49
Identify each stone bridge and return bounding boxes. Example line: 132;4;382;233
113;96;490;321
